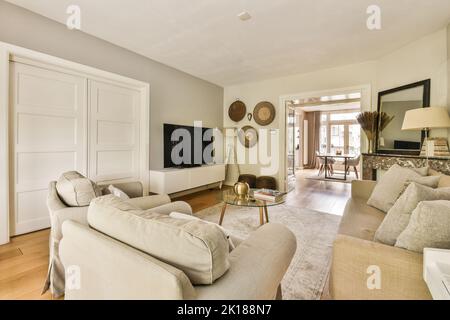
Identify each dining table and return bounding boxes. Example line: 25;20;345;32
320;153;356;181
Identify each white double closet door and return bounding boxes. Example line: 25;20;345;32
10;61;141;235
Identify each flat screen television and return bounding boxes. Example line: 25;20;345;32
163;123;214;168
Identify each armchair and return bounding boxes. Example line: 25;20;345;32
44;180;187;298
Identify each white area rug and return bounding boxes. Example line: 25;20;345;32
195;203;341;300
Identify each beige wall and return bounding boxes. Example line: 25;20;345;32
224;27;449;187
0;1;224;170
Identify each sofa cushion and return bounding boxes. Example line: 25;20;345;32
339;197;385;241
56;171;101;207
374;183;450;246
395;200;450;253
367;165;436;212
429;169;450;188
87;195;230;285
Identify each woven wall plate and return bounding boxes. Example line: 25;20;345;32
253;101;276;126
228;100;246;122
238;126;259;148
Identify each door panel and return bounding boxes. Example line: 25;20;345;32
10;62;87;235
89;80;140;183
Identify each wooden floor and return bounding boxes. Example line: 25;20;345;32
0;172;350;300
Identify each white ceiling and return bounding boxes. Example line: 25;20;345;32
6;0;450;86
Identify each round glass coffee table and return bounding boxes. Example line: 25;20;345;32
219;189;286;226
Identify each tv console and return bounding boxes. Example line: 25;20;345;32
149;164;225;195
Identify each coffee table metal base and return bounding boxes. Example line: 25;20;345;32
219;203;270;227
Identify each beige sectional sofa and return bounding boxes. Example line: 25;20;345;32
330;172;450;300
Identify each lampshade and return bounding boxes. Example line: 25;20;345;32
402;107;450;130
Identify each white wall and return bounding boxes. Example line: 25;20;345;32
376;27;449;138
224;27;449;188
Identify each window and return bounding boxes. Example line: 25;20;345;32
319;110;361;155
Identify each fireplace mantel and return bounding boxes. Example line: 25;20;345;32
362;153;450;180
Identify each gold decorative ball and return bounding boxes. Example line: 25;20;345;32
233;182;250;199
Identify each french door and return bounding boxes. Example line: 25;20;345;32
320;111;360;155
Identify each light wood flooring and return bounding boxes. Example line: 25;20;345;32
0;172;350;300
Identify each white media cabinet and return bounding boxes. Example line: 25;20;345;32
149;164;226;195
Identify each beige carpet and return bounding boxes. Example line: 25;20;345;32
195;203;341;300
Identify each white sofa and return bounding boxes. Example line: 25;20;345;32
58;195;297;300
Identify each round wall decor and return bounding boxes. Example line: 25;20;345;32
253;101;276;126
238;125;259;148
228;100;246;122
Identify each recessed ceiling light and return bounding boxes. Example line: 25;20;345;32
238;11;252;21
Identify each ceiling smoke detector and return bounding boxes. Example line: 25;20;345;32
238;11;252;21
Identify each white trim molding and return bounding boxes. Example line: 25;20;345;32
0;47;10;244
278;84;372;191
0;41;150;244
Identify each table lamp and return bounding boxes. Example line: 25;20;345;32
402;107;450;160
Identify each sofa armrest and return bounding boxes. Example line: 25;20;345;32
195;223;296;300
330;234;431;300
52;206;89;241
60;221;196;300
125;194;171;210
351;180;377;200
147;201;193;215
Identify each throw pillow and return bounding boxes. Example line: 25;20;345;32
367;165;431;212
108;185;130;200
56;171;102;207
88;195;230;285
395;200;450;253
374;183;450;245
169;211;236;251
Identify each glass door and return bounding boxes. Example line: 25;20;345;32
286;105;296;191
348;124;361;155
330;124;345;154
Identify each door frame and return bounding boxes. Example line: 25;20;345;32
278;84;372;192
0;41;150;245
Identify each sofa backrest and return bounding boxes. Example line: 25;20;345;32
87;195;230;285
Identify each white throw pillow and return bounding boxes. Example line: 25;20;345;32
367;165;434;212
88;195;230;285
374;183;450;245
56;171;101;207
395;200;450;253
107;185;130;200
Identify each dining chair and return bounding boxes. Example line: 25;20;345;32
345;155;361;179
316;151;335;176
